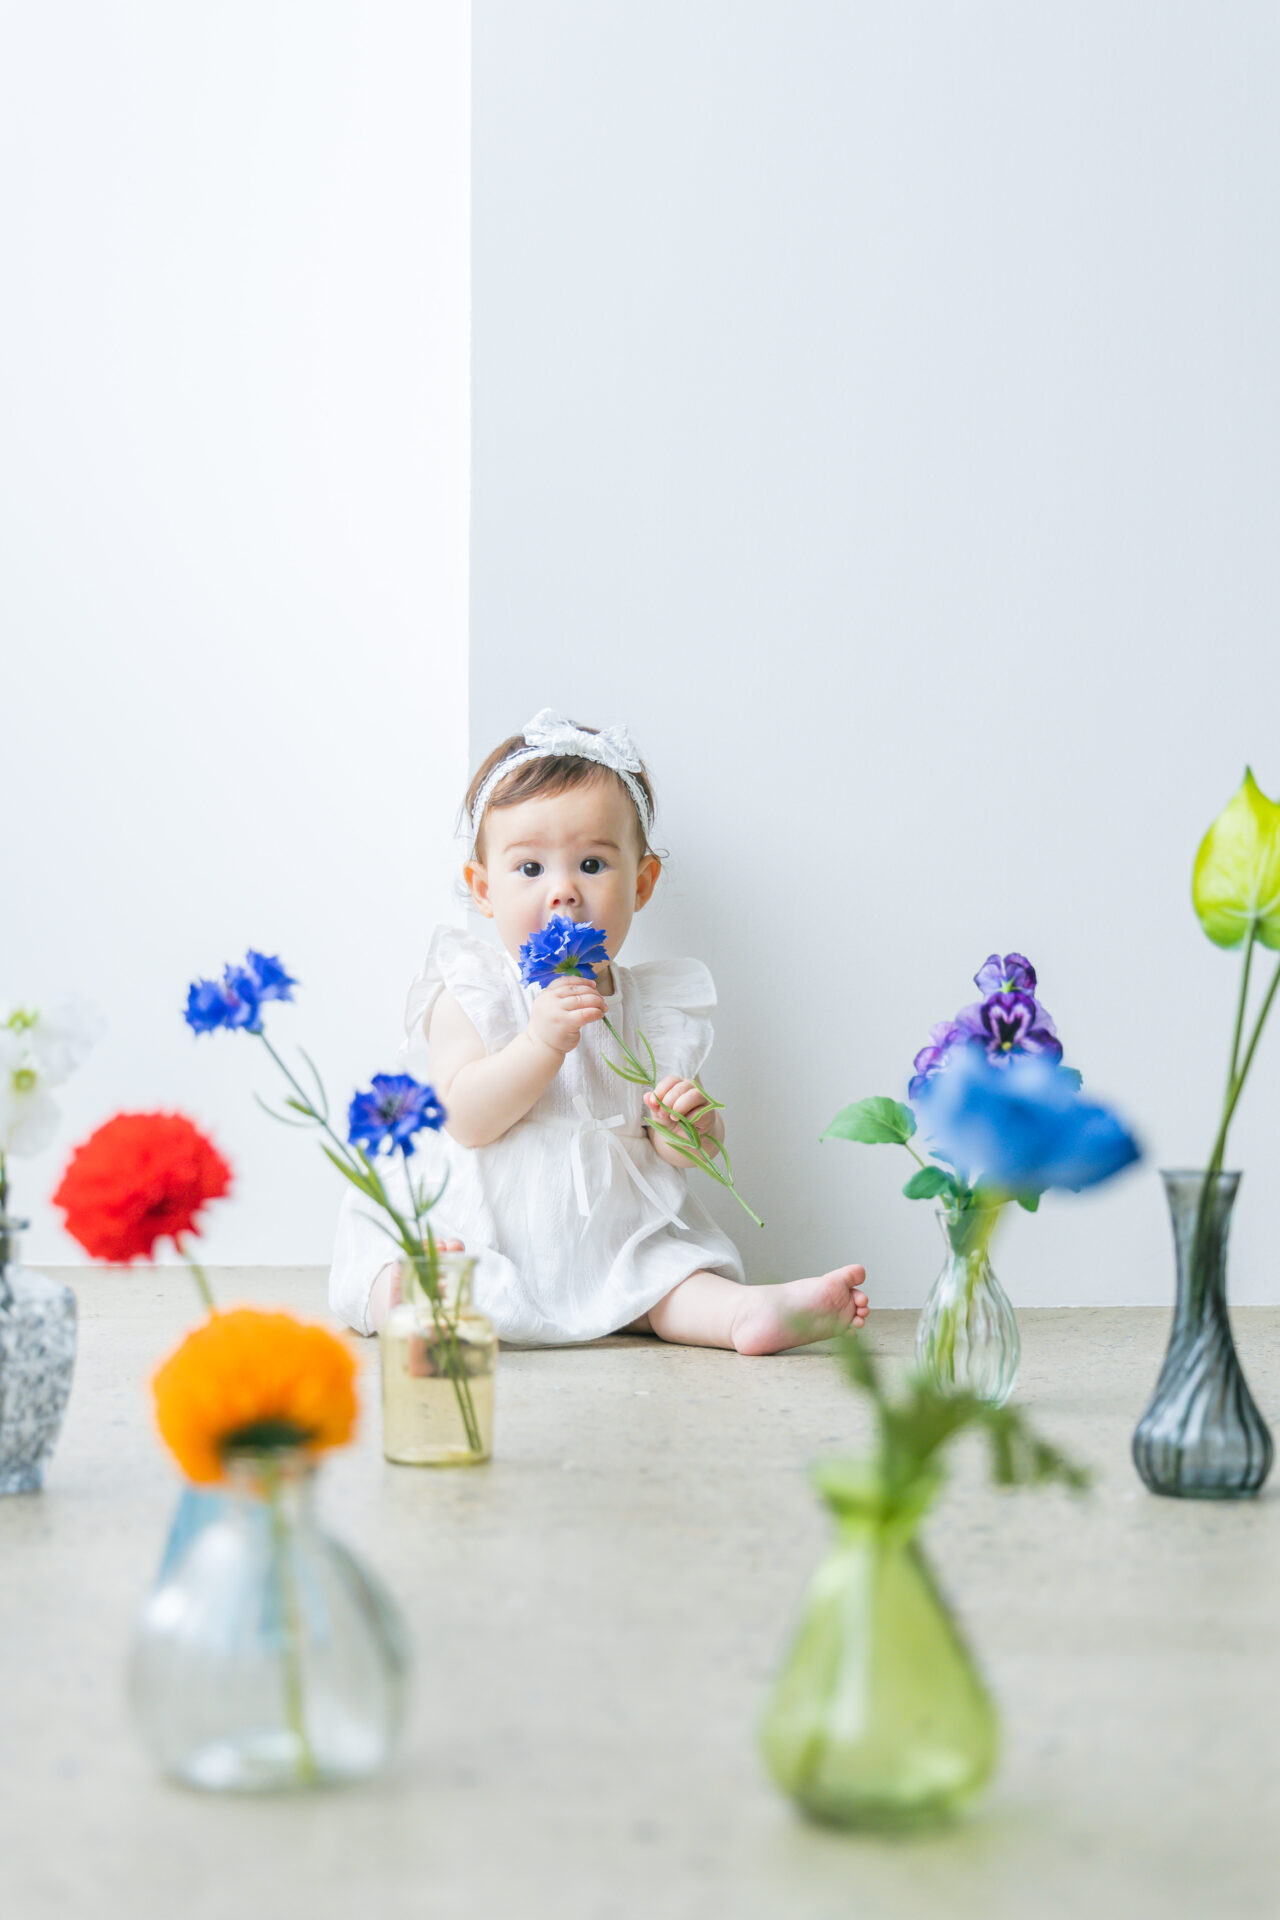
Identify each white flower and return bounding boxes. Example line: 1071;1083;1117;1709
0;1031;61;1157
3;998;105;1087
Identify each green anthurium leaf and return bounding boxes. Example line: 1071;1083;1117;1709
902;1166;954;1201
822;1096;917;1146
1193;767;1280;950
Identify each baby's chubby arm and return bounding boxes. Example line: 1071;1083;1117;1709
427;977;608;1147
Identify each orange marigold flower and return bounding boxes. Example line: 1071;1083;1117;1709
153;1308;359;1484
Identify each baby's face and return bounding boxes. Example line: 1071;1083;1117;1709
466;775;660;966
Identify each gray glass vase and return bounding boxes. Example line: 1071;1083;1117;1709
0;1215;77;1495
1132;1171;1273;1498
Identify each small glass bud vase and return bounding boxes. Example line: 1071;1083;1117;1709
1132;1170;1273;1498
130;1451;409;1791
381;1250;496;1467
914;1205;1020;1407
0;1215;77;1496
760;1462;998;1830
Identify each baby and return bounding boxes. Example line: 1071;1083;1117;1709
329;709;869;1351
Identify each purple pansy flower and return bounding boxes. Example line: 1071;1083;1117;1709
347;1073;445;1155
908;1020;965;1102
518;915;611;988
954;990;1063;1068
974;952;1037;996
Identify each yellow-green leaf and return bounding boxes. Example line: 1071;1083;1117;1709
1193;768;1280;950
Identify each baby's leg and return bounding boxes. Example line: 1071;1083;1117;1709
638;1266;869;1355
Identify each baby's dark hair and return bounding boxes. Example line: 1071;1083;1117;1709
465;723;657;862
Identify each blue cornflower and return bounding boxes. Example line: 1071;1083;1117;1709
347;1073;446;1155
184;950;297;1035
245;952;297;1002
518;915;611;988
185;967;262;1034
916;1048;1140;1196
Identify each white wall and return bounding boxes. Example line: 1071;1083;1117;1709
2;4;471;1263
472;2;1280;1303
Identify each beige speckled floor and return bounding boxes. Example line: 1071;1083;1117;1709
2;1270;1277;1920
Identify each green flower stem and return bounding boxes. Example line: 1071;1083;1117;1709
1192;942;1280;1301
254;1034;484;1457
400;1173;484;1456
598;1014;765;1229
264;1460;318;1787
174;1237;218;1315
1226;930;1256;1098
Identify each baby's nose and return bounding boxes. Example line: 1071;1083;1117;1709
547;874;581;909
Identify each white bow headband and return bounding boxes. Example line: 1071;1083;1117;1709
469;708;653;848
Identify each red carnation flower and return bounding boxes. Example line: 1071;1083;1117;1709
53;1113;233;1263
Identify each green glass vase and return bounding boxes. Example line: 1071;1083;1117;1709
760;1462;998;1830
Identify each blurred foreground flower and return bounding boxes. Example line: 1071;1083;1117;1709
760;1334;1087;1832
134;1306;407;1793
914;1050;1140;1197
153;1307;358;1486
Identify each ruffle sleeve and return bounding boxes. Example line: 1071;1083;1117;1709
627;957;718;1083
403;925;525;1059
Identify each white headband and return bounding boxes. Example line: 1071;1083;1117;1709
469;707;653;848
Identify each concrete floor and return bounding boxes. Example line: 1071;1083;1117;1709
1;1270;1277;1920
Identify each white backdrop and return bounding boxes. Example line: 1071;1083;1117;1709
2;3;471;1264
471;2;1280;1304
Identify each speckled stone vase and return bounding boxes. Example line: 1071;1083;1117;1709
0;1217;77;1495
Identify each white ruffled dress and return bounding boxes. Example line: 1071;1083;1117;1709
328;926;745;1344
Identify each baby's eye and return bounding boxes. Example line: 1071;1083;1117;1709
580;857;605;875
518;861;543;879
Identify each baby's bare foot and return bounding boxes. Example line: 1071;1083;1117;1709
730;1266;869;1357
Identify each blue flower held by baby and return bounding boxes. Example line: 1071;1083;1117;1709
347;1074;445;1155
185;951;298;1034
518;915;611;988
916;1048;1140;1195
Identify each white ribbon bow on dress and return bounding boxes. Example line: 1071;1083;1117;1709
563;1093;682;1232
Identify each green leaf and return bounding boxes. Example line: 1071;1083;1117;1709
321;1143;377;1198
1016;1191;1041;1213
823;1097;917;1147
1193;767;1280;950
902;1166;954;1202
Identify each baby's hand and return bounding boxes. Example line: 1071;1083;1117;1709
527;975;607;1057
645;1076;721;1150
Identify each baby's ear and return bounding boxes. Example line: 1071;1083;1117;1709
634;854;661;910
463;859;494;916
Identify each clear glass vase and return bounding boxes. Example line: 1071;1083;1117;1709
381;1250;496;1467
130;1452;409;1790
760;1462;998;1830
1132;1170;1273;1499
914;1206;1020;1406
0;1214;77;1496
